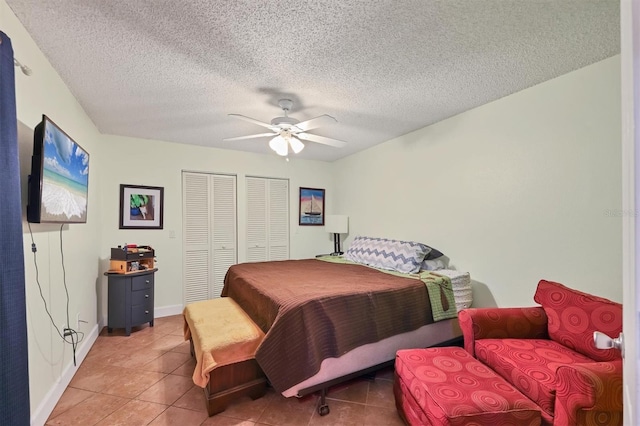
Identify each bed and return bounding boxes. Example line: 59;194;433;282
220;256;471;412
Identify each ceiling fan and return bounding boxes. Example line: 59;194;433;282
223;99;347;156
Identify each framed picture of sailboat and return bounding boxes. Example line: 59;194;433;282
299;187;325;226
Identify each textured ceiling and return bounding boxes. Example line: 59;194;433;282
7;0;619;162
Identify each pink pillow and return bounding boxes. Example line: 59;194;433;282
533;280;622;362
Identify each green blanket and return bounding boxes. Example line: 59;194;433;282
316;255;457;321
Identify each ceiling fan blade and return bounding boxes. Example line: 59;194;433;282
223;132;276;142
229;114;279;131
292;115;337;132
297;132;347;148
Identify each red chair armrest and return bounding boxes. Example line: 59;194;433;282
458;307;548;356
554;360;623;425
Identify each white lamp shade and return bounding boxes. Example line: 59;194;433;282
289;136;305;154
325;215;349;233
269;135;288;156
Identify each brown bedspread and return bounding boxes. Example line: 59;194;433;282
221;259;434;392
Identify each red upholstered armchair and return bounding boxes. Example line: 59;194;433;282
458;280;623;426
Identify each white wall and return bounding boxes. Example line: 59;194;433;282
335;56;622;307
97;135;336;321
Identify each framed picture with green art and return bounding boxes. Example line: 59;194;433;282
119;184;164;229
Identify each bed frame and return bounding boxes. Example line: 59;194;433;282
288;317;464;415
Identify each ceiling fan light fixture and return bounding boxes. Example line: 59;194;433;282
226;99;346;153
289;136;305;154
269;135;288;156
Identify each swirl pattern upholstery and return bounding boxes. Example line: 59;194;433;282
394;347;541;425
458;280;622;426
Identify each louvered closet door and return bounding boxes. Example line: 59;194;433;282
246;176;289;262
183;172;237;304
183;173;210;304
268;178;289;260
211;175;237;297
246;177;268;262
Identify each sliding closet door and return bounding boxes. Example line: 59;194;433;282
183;172;237;304
246;177;289;262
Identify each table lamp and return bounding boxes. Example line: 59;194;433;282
325;215;349;255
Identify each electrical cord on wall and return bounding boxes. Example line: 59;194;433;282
27;222;84;366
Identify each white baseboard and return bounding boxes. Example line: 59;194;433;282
30;323;100;426
154;304;184;318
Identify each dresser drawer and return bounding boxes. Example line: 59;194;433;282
132;288;153;305
132;304;153;325
132;274;153;291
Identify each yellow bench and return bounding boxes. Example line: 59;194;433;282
183;297;267;416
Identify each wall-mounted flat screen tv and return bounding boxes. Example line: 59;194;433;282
27;115;89;224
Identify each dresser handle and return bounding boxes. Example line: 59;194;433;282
145;310;149;314
145;294;149;298
145;280;150;284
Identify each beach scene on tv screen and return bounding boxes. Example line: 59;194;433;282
41;121;89;222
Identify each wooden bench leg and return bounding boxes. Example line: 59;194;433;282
199;358;267;416
204;378;267;416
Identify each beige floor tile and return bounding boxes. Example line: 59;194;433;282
46;393;128;425
102;369;167;399
109;347;167;369
308;399;366;426
326;378;370;404
362;405;405;426
148;406;209;426
68;363;126;393
144;350;192;373
365;379;396;409
173;385;208;413
170;340;194;355
47;387;95;419
137;374;195;405
201;416;256;426
257;392;318;426
151;319;185;336
145;334;188;352
171;357;197;377
94;399;168;425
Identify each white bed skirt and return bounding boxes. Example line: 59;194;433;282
283;316;462;398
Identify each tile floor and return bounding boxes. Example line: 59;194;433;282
46;315;405;426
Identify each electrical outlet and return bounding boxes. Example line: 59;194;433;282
76;313;81;330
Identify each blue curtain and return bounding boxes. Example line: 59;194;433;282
0;31;30;425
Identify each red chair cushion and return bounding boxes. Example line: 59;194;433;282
533;280;622;362
395;347;541;426
475;338;594;419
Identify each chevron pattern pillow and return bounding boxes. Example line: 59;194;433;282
344;236;430;274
